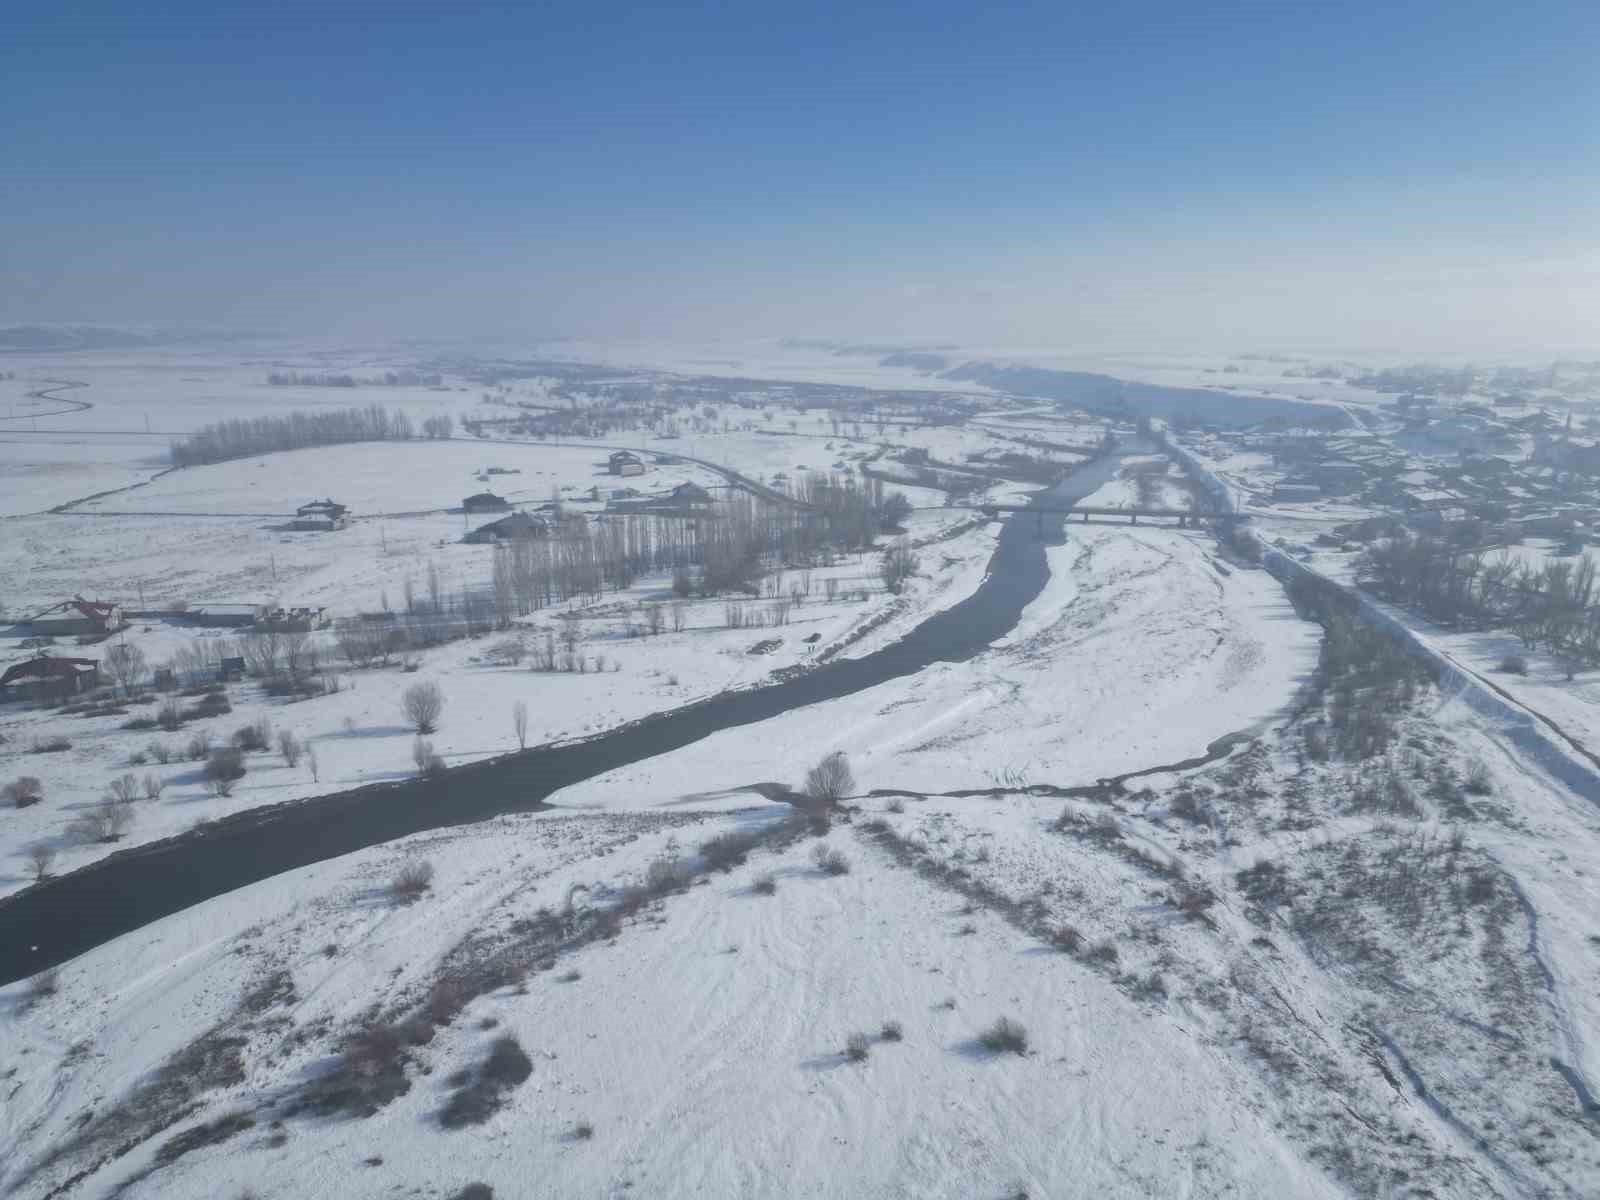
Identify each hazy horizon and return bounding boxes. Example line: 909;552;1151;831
4;1;1596;356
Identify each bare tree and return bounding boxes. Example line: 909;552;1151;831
645;604;664;636
879;539;919;594
278;729;303;767
306;746;320;782
402;680;445;733
104;642;148;696
670;601;687;632
513;700;528;750
804;751;856;807
106;773;140;804
28;844;55;883
142;772;165;800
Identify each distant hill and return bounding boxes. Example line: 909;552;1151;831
0;324;256;351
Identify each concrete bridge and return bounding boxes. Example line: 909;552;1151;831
977;502;1238;533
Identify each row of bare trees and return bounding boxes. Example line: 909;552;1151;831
169;403;417;467
1358;536;1600;670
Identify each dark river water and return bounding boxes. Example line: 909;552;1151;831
0;451;1134;983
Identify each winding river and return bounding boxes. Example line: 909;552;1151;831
0;451;1135;983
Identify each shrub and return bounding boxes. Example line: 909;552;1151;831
752;872;777;896
1499;654;1528;675
278;729;302;766
571;1120;594;1141
449;1186;494;1200
402;680;445;734
845;1032;870;1062
233;718;271;752
121;715;159;731
391;860;434;902
183;692;232;719
481;1035;533;1087
4;776;43;808
804;751;855;806
699;829;764;871
157;699;184;731
886;796;905;814
148;739;173;764
71;800;134;843
412;737;445;776
978;1016;1028;1055
185;731;212;761
880;1020;903;1042
28;967;61;1002
428;974;467;1023
1048;925;1082;954
811;843;850;876
107;773;140;804
205;747;247;796
143;773;165;800
27;845;55;882
1088;940;1120;965
29;737;71;754
1463;759;1493;795
305;1021;413;1117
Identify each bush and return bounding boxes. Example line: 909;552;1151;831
412;737;446;776
71;799;134;843
402;680;445;734
699;829;764;872
752;872;777;896
143;773;165;800
121;715;159;731
804;751;855;806
481;1035;533;1087
880;1020;903;1042
428;974;467;1023
148;739;173;764
811;843;850;876
978;1016;1028;1055
27;845;55;882
571;1120;594;1141
1048;925;1082;954
28;967;61;1002
1499;654;1528;675
28;736;71;754
233;718;271;752
278;729;302;767
449;1186;494;1200
185;731;213;761
205;747;247;796
305;1022;413;1117
1463;759;1493;795
4;776;43;808
107;773;140;804
183;692;232;719
391;860;434;902
157;698;185;730
845;1032;870;1062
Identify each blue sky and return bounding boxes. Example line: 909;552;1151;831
4;1;1596;352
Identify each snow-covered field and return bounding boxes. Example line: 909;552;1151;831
9;342;1600;1200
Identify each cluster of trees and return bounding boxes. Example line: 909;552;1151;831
170;404;417;467
420;413;454;439
266;369;443;387
485;484;910;620
1358;536;1600;673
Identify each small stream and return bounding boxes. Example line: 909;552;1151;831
0;451;1144;983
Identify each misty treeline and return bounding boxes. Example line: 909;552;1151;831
489;478;907;617
265;369;443;387
1358;534;1600;667
169;404;453;467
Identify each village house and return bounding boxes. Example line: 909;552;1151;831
26;597;125;637
463;512;549;543
292;498;349;531
609;450;645;477
0;653;101;701
463;491;511;513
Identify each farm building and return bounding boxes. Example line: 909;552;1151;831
609;451;645;476
26;597;125;637
257;605;332;631
464;512;549;543
0;654;101;701
668;482;714;507
463;491;511;513
292;498;349;531
185;603;266;628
